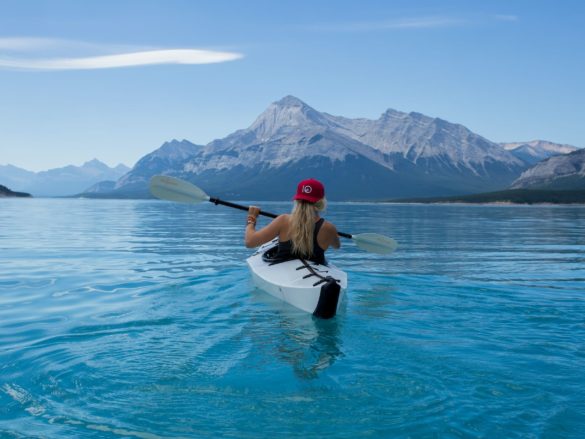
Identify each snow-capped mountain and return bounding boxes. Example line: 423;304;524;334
502;140;578;165
109;96;534;200
183;96;385;174
179;96;523;177
325;109;524;174
0;159;130;196
511;147;585;190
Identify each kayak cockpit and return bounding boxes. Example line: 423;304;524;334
247;240;347;318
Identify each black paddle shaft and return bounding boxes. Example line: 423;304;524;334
207;197;352;239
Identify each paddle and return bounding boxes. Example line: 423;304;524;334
149;175;398;254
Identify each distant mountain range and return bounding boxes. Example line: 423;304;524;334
3;96;581;200
0;159;130;197
93;95;579;200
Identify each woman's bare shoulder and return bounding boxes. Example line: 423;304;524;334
321;221;337;237
271;214;290;230
322;220;338;234
321;220;340;248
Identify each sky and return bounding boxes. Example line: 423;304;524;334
0;0;584;171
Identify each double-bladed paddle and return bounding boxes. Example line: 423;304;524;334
149;175;398;254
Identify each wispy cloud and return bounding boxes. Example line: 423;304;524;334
308;14;519;32
0;37;243;70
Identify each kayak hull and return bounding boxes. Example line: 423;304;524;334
246;241;348;317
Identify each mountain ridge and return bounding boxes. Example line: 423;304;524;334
501;140;578;165
0;160;130;197
79;96;582;200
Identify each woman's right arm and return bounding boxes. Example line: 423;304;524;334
325;222;341;249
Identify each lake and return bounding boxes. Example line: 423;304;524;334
1;199;584;438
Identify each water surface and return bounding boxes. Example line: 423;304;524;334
1;199;584;438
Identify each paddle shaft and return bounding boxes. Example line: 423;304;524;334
150;176;395;252
208;197;353;239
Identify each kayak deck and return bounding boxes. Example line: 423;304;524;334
246;240;348;316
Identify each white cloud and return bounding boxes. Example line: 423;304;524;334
0;49;243;70
0;37;243;70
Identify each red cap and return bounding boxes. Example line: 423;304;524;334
293;178;325;203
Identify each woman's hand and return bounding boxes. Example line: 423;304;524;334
247;206;260;227
244;212;284;249
248;206;260;218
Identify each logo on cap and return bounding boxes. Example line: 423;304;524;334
293;178;325;203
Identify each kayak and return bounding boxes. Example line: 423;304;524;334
246;239;348;319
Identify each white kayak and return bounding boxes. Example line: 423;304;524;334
246;240;348;319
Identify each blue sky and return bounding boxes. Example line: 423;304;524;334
0;0;583;171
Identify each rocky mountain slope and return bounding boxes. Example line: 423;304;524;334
111;139;201;196
107;96;531;200
511;147;585;190
502;140;578;165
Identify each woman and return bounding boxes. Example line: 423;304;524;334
244;178;340;265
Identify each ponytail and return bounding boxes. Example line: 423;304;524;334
290;198;326;257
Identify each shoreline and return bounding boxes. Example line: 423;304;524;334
5;197;585;207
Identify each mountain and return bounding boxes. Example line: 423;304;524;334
502;140;578;165
80;180;117;194
111;96;528;200
0;184;31;198
511;147;585;190
0;164;35;192
93;139;203;197
0;160;130;197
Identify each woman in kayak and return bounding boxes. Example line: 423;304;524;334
244;178;340;264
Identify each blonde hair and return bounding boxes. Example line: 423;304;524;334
290;198;327;257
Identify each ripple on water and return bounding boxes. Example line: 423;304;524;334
1;200;584;438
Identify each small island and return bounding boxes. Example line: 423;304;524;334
0;184;32;198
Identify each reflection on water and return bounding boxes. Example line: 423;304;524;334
247;289;344;380
276;313;343;380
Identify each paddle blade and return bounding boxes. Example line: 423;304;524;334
149;175;210;204
352;233;398;254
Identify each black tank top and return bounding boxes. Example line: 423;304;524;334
276;218;327;265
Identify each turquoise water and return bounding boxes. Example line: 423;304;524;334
1;199;584;438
